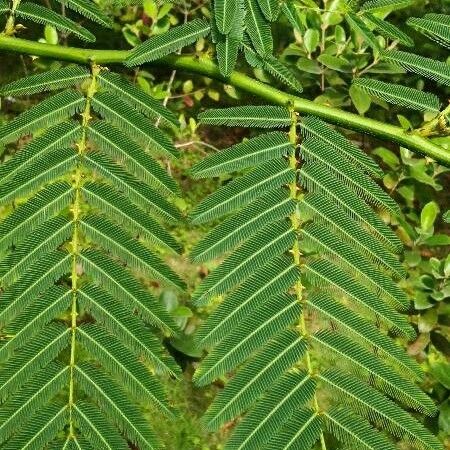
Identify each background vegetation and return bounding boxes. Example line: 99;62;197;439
0;0;449;448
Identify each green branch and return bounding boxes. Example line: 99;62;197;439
0;34;449;167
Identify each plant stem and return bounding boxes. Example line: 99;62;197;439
0;35;448;166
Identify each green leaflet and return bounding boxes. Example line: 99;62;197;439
299;193;406;278
407;16;450;49
217;34;241;77
192;220;295;304
382;50;450;86
281;1;305;34
324;407;396;450
301;138;400;214
319;370;442;450
257;0;279;22
191;159;295;224
125;19;211;66
77;324;175;418
194;294;300;386
87;120;179;195
266;408;322;450
199;105;292;127
345;13;380;51
203;331;307;431
78;284;180;376
0;251;71;327
226;371;316;449
0;362;68;445
352;77;440;112
78;249;179;334
244;0;273;56
84;151;181;222
79;215;185;290
301;222;407;308
91;91;178;158
72;401;129;450
214;0;244;77
81;182;182;253
74;363;159;449
96;71;179;126
215;0;239;34
313;330;437;415
190;190;295;262
0;121;81;186
0;148;77;203
0;182;73;253
300;115;383;178
0;216;73;287
303;259;414;338
0;286;71;362
53;0;113;28
243;44;303;92
307;293;421;379
299;163;402;252
360;0;413;13
15;2;95;42
0;90;84;144
0;65;90;97
363;13;414;47
191;131;293;178
196;255;299;346
0;323;70;401
1;402;68;450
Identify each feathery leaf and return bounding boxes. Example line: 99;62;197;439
15;2;95;42
407;16;450;49
352;77;440;112
345;13;380;51
78;249;179;334
194;294;299;385
91;91;178;158
126;19;211;66
0;65;90;97
78;324;174;417
191;189;295;262
0;182;73;253
79;215;185;290
96;71;179;126
192;220;295;304
0;121;81;186
54;0;113;28
363;13;414;47
191;160;295;224
78;284;179;376
300;116;383;178
191;131;293;178
360;0;413;13
244;0;273;56
382;50;450;86
0;216;72;287
203;331;307;431
88;120;179;195
0;90;84;144
199;105;291;128
215;0;238;34
81;182;181;253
